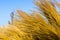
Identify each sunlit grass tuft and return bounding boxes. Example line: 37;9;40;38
0;0;60;40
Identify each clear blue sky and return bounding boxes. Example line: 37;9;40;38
0;0;34;26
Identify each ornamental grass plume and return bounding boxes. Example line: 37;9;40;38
0;0;60;40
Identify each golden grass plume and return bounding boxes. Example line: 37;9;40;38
0;0;60;40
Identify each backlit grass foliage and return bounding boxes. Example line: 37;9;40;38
0;0;60;40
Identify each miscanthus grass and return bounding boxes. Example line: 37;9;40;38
0;0;60;40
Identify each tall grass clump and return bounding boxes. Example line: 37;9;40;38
0;0;60;40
